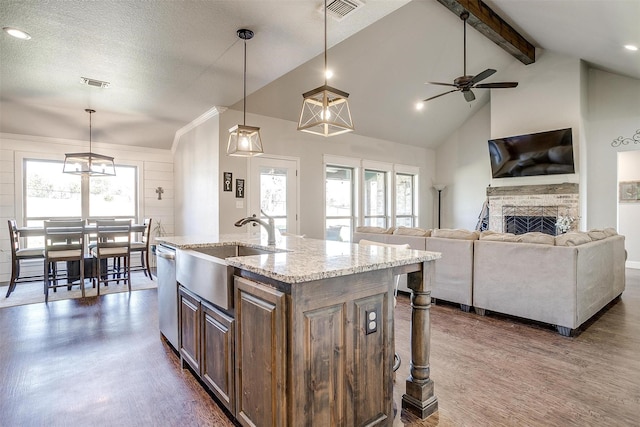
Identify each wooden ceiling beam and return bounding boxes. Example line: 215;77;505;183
436;0;535;65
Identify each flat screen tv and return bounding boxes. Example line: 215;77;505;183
488;128;575;178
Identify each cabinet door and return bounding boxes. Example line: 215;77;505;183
234;276;286;427
202;301;235;414
179;286;201;373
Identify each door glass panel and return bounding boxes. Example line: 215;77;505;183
260;166;288;234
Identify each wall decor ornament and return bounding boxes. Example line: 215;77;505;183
611;129;640;147
619;181;640;203
223;172;233;191
236;179;245;198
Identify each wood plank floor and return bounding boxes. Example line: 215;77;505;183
1;270;638;426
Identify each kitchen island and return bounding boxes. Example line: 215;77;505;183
156;233;440;426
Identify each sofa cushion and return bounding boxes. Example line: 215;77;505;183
432;228;479;240
480;231;522;242
393;227;431;237
520;232;556;245
587;229;608;241
354;226;393;234
555;232;592;246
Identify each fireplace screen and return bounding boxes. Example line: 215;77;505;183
503;205;558;236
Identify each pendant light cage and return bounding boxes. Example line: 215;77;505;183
227;28;264;157
297;0;354;137
63;109;116;176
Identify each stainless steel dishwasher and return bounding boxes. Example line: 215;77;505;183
157;244;178;350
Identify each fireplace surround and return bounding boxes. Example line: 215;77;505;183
487;183;579;234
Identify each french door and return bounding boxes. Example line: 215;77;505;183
248;155;299;236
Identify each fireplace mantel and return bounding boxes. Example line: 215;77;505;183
487;183;579;197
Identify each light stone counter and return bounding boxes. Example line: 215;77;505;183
156;233;441;284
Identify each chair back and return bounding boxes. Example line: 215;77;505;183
95;220;131;256
7;219;19;260
141;218;152;246
44;220;85;257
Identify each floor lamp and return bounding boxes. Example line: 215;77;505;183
433;184;446;229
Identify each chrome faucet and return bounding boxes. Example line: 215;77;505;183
234;210;276;245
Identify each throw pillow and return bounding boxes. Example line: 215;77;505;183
604;227;618;237
355;226;389;234
587;229;608;241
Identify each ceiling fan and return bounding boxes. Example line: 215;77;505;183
424;11;518;103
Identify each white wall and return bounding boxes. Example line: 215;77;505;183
0;133;174;283
618;150;640;268
586;69;640;229
173;114;220;236
435;103;492;230
217;110;436;239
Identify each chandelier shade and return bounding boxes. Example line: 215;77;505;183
227;28;263;157
298;84;353;137
227;124;264;157
63;109;115;176
297;0;354;137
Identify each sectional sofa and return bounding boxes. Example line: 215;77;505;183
352;226;626;336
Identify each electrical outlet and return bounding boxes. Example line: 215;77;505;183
365;309;377;334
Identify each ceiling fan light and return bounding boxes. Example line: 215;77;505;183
298;84;354;137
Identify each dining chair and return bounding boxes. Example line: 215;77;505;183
358;239;411;373
130;218;153;279
91;220;132;295
6;219;45;298
43;220;86;303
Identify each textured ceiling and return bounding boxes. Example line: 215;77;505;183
1;0;638;150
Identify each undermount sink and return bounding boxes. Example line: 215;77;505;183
191;244;284;259
176;244;284;312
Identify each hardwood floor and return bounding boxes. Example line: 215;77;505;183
1;270;638;426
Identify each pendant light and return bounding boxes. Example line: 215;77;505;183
63;109;116;176
297;0;354;137
227;29;264;157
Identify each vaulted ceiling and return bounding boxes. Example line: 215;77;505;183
1;0;638;150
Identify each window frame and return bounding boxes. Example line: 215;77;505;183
323;155;360;241
394;164;419;228
362;160;392;229
15;152;142;230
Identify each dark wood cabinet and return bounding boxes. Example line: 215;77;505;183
178;286;200;373
201;301;235;414
234;276;287;427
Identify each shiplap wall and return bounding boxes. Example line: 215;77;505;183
0;133;174;284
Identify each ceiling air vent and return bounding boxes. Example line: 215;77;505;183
80;77;110;88
324;0;363;21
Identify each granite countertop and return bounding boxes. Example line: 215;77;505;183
156;233;441;284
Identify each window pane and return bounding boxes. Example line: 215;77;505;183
364;217;386;228
326;218;351;242
326;166;353;217
396;173;414;216
396;217;413;227
89;165;136;217
364;169;387;227
25;159;81;219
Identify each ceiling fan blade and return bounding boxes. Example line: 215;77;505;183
475;82;519;89
463;90;476;102
427;81;457;87
423;89;458;102
470;69;496;85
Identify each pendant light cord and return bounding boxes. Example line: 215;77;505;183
88;110;93;153
324;0;327;86
243;37;247;126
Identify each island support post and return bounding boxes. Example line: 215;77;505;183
402;260;438;418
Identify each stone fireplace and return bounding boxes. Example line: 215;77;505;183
487;183;579;235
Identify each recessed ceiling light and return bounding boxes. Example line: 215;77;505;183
415;101;425;111
624;44;638;51
3;27;31;40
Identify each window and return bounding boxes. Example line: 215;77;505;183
325;165;355;242
23;158;138;246
364;169;388;228
395;173;416;227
